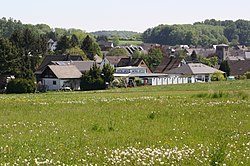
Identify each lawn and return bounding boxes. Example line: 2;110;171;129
0;80;249;165
118;40;143;46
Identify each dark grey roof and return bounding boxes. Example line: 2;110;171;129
154;56;183;73
117;58;145;67
106;56;128;65
228;60;250;76
36;55;84;74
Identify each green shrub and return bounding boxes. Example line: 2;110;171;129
147;111;156;119
80;75;105;91
244;72;250;79
211;72;225;81
6;79;35;94
135;79;143;86
239;75;247;80
112;78;127;88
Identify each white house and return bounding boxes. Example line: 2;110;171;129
114;66;189;86
41;65;82;90
166;63;224;83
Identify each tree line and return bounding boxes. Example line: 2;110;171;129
0;17;103;92
0;17;102;75
91;30;142;40
142;19;250;47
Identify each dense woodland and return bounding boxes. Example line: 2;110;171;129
142;19;250;47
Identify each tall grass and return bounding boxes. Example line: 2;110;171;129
0;80;249;165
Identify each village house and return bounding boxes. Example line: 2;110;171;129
98;40;114;51
35;55;84;79
117;58;152;73
35;55;98;91
115;45;144;55
104;56;128;67
227;60;250;78
154;56;185;73
40;65;82;91
165;63;224;83
50;61;96;73
114;66;169;86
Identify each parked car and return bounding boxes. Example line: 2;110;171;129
60;86;72;91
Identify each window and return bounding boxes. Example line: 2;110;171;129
53;81;56;85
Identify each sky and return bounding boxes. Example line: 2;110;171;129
1;0;250;32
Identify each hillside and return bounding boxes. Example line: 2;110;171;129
91;30;141;39
142;19;250;47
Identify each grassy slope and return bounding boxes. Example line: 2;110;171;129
118;40;143;46
0;80;249;165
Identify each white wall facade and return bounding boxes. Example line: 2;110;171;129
42;78;80;90
146;74;209;86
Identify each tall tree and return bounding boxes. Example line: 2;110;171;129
80;63;105;91
0;37;20;76
81;35;101;60
219;60;230;76
112;35;120;46
101;64;114;85
146;48;164;69
56;35;71;53
191;50;198;61
70;34;79;47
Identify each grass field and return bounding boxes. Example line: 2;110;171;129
118;40;143;46
0;80;250;165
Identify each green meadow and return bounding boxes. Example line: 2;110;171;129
0;80;249;165
118;40;143;46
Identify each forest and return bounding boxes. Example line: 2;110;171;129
142;19;250;47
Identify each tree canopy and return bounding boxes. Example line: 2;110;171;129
81;35;102;60
142;19;250;46
80;63;112;91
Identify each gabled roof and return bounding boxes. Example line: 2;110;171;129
117;58;144;67
228;60;250;76
185;48;216;57
48;65;82;79
166;63;224;75
36;55;84;74
154;56;183;73
106;56;128;65
51;61;96;73
67;61;95;72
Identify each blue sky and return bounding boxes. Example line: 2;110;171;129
1;0;250;32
